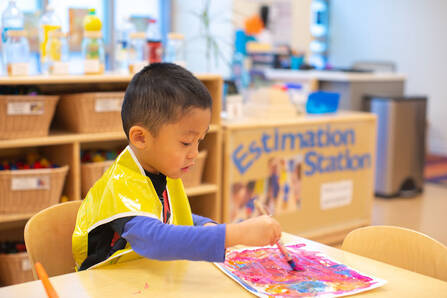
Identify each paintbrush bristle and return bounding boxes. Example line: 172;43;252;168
288;259;305;271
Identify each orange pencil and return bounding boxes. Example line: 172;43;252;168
35;262;59;298
254;200;305;271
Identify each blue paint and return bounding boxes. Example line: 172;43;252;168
291;281;327;293
335;269;353;277
330;264;352;277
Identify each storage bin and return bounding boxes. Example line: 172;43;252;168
0;252;33;286
0;95;59;139
182;151;207;188
56;92;125;133
81;160;114;197
0;165;69;214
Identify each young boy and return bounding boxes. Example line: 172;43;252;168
72;63;281;271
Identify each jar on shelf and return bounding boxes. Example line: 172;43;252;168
128;32;147;74
164;32;185;68
4;29;30;76
81;31;105;75
44;30;69;75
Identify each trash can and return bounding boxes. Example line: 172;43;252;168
364;95;427;198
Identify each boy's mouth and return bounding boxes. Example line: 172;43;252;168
181;164;193;172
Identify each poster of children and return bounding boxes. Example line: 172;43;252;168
230;154;302;222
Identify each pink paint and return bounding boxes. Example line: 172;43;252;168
219;243;385;297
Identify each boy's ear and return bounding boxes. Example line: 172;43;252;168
128;125;152;149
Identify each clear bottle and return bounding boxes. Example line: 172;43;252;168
82;31;105;74
146;19;162;64
164;33;185;67
115;17;135;73
1;0;23;42
82;9;104;74
45;31;69;75
39;5;62;68
1;0;24;73
310;0;328;38
128;32;147;74
4;29;30;76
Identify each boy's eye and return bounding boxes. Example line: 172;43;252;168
181;142;191;146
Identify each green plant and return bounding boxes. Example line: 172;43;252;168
188;0;232;71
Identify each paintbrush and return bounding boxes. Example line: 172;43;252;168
254;200;305;272
35;262;59;298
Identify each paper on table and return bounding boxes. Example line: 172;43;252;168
215;241;386;297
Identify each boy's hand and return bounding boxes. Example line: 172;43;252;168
225;215;282;248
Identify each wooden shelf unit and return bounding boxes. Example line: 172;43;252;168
0;74;223;234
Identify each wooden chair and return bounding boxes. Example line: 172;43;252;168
24;200;82;279
342;225;447;281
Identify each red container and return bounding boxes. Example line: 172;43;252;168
147;41;162;63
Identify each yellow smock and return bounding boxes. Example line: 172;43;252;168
72;146;193;270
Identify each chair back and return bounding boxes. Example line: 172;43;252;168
342;225;447;281
24;200;82;279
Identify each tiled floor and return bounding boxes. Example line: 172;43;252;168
372;183;447;246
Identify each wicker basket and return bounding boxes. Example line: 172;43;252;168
182;151;207;188
0;95;59;139
0;166;69;214
81;160;114;197
0;252;33;286
56;92;125;133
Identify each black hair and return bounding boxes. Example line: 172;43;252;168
121;63;212;138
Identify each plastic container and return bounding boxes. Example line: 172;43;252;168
165;32;185;67
1;0;23;43
81;9;104;74
115;17;135;73
306;91;340;114
39;5;61;67
4;29;30;76
44;31;69;75
310;0;328;38
146;19;162;64
128;32;147;74
82;31;105;74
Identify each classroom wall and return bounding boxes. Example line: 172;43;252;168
329;0;447;155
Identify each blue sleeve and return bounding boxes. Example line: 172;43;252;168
122;216;226;262
192;213;216;226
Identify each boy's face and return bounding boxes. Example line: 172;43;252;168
138;107;211;179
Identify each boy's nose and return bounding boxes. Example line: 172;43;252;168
187;145;199;159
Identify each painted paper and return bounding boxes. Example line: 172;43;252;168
215;242;386;297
